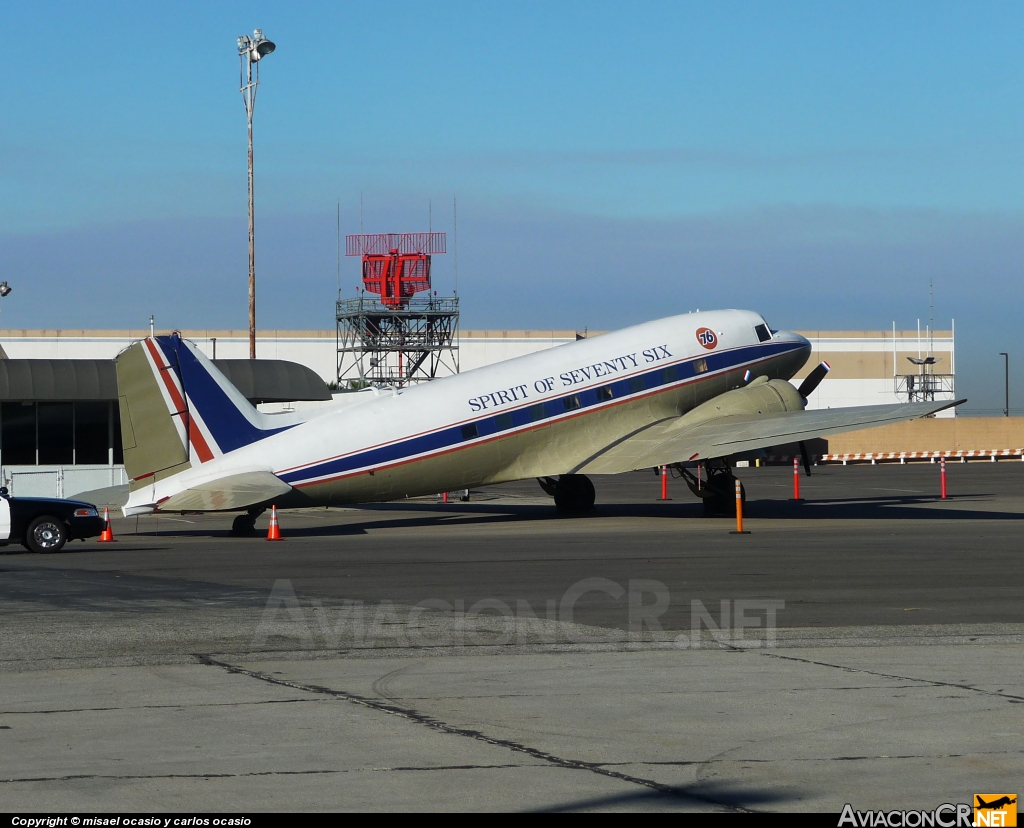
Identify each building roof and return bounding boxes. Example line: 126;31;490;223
212;360;332;404
0;360;117;401
0;359;331;404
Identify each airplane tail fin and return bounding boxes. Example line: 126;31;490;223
116;334;289;489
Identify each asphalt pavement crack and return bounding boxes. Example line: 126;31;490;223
0;764;530;784
756;651;1024;702
195;654;755;812
0;699;315;716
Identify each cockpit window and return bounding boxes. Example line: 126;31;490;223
754;323;772;343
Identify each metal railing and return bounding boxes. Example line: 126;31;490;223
894;373;956;403
336;295;459;317
2;465;128;499
337;294;460;388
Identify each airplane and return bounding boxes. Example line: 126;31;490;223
976;796;1016;810
115;309;960;534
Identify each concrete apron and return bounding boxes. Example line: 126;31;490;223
1;604;1020;812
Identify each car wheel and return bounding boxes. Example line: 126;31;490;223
25;516;68;554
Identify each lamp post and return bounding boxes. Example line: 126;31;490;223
237;29;275;359
0;282;11;327
999;353;1009;417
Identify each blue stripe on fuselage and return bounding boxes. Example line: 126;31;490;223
279;340;802;487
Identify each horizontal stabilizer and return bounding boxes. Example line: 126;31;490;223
155;470;292;513
576;400;963;474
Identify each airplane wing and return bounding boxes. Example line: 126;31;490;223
574;400;962;474
157;470;293;512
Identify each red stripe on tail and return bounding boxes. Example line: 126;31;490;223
144;338;215;463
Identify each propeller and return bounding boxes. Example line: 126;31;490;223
794;361;830;477
799;440;812;477
797;361;831;399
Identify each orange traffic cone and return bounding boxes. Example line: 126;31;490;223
266;505;283;541
98;507;115;542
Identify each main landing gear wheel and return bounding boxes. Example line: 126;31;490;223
700;470;749;515
702;478;744;518
681;464;745;517
231;507;266;537
25;515;67;554
552;474;596;514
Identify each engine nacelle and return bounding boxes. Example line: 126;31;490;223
677;376;805;431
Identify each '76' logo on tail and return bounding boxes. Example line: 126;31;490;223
696;327;717;350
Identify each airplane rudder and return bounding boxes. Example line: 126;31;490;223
114;340;191;486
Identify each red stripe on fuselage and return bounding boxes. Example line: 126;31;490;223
144;338;215;464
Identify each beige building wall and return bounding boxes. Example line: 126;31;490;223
792;330;955;416
826;418;1024;455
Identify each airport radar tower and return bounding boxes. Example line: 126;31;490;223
336;232;459;388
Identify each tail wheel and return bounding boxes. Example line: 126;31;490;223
231;514;257;537
231;506;266;537
25;516;68;554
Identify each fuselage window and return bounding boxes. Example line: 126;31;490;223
461;423;479;440
529;404;546;422
597;385;613;401
662;365;677;383
694;358;708;373
754;324;772;343
495;413;514;430
563;395;581;411
629;376;645;394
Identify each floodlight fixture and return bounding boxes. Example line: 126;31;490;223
239;30;275;63
0;281;11;297
252;29;275;59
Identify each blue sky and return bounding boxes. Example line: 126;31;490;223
1;2;1022;410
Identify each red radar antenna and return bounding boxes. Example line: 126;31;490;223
346;232;446;308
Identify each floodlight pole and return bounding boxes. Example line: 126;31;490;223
238;31;273;359
245;63;256;358
0;281;11;325
1000;353;1009;417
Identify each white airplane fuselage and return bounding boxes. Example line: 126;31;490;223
125;310;811;514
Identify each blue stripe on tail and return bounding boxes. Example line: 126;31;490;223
155;334;292;453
